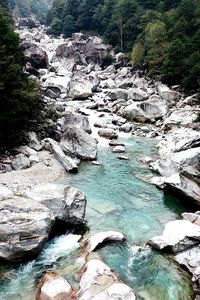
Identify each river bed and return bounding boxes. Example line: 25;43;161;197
0;134;194;299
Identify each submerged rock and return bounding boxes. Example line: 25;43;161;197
0;197;54;262
118;155;129;161
61;127;97;160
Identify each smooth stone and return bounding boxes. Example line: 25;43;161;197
156;82;181;104
123;96;169;123
83;231;125;253
149;220;200;252
69;81;93;100
92;161;101;166
36;272;73;300
15;146;37;157
98;129;118;139
24;43;48;69
109;140;125;147
60;111;91;134
118;155;129;161
78;259;135;300
128;88;148;101
112;146;126;153
107;89;129;101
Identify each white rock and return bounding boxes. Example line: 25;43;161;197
78;259;135;300
0;184;13;201
36;272;72;300
11;154;31;170
156;82;181;103
112;146;126;153
27;131;43;151
149;220;200;252
84;231;125;253
128;88;148;101
29;155;40;165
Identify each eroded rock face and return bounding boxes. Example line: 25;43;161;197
60;111;91;134
24;43;49;69
0;197;54;262
27;183;87;225
157;128;200;157
123;95;169;123
61;127;97;160
56;35;113;66
150;147;200;178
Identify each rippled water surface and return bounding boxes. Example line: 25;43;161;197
0;136;194;299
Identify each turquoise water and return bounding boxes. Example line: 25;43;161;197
66;137;189;243
0;136;194;299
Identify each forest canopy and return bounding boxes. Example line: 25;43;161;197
47;0;200;92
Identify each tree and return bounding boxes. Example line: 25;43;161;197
144;21;169;73
0;3;42;150
131;41;144;64
63;14;75;37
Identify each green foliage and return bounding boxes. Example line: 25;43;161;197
45;0;200;92
131;41;144;64
0;2;42;150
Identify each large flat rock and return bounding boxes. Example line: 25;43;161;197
0;197;54;262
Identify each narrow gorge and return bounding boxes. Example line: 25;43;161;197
0;11;200;300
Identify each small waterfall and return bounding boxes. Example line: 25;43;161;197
0;234;81;300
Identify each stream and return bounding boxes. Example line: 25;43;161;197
0;132;194;299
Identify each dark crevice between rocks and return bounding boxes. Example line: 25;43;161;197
164;189;199;213
48;219;89;240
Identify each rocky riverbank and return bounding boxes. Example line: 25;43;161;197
0;18;200;299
